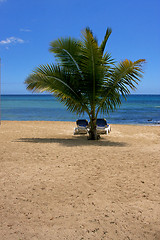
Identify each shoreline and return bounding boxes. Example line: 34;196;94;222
0;121;160;239
1;119;160;125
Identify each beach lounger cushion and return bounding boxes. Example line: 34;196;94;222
96;118;111;134
74;119;89;135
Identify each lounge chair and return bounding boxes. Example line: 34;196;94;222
96;118;111;135
74;119;89;135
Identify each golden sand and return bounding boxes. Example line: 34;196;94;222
0;121;160;240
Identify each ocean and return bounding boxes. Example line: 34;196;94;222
1;94;160;125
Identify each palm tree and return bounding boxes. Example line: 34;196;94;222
25;27;145;139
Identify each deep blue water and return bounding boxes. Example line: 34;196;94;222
1;94;160;125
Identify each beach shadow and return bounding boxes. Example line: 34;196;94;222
16;136;127;147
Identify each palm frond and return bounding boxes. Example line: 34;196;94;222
80;28;105;108
112;59;146;93
25;64;89;115
99;27;112;54
97;91;121;115
96;58;146;116
49;37;84;79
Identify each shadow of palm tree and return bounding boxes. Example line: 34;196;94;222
16;136;127;147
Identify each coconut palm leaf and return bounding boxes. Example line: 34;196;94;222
49;38;83;79
25;64;89;115
99;27;112;53
96;59;146;116
79;28;105;109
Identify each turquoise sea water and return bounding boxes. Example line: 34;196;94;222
1;94;160;125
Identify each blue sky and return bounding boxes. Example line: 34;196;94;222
0;0;160;94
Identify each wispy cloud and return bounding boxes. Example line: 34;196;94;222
0;0;7;3
20;28;31;32
0;37;24;45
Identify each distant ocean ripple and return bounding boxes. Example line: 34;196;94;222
1;94;160;125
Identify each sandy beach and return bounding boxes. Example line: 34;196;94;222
0;121;160;240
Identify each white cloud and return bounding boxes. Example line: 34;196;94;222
0;37;24;45
20;28;31;32
0;0;7;2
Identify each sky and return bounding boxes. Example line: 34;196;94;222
0;0;160;94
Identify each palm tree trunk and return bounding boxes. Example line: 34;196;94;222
88;117;100;140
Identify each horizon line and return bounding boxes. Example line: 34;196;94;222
1;93;160;96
